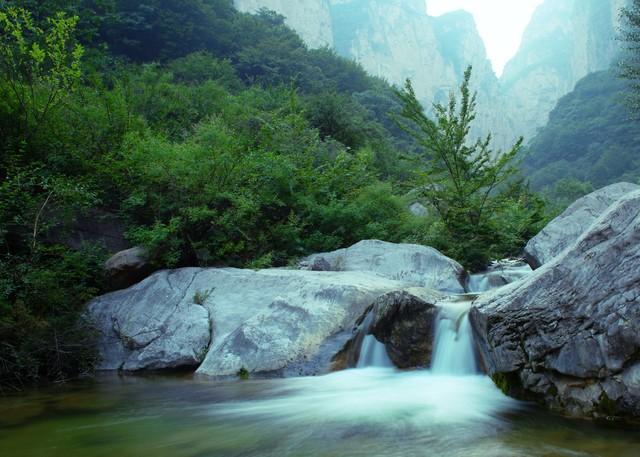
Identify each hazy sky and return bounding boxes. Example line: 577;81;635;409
427;0;545;76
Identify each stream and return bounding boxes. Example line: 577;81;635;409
1;262;639;456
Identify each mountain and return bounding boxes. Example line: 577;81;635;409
233;0;334;48
330;0;514;148
501;0;625;140
232;0;626;148
523;70;640;190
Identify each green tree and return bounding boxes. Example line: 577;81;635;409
0;7;84;144
396;66;524;269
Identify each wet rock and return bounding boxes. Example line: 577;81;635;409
523;182;639;268
333;289;442;370
471;189;640;419
370;291;440;368
301;240;467;293
466;259;531;293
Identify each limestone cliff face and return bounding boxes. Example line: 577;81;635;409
233;0;334;48
232;0;625;148
501;0;624;141
330;0;515;148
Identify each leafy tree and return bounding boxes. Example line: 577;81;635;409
395;66;524;269
0;7;84;145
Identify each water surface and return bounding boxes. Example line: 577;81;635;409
1;370;638;457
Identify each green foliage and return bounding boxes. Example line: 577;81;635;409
237;367;249;380
1;1;550;389
193;288;214;306
523;70;640;192
0;7;84;145
0;245;104;391
395;67;539;270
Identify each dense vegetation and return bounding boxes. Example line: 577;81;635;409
0;0;547;389
522;70;640;205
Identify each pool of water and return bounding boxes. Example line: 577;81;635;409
1;369;639;457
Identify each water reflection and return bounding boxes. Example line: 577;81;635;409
1;373;639;457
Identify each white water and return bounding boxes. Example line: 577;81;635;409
212;262;533;441
431;299;477;375
356;335;394;368
467;260;532;293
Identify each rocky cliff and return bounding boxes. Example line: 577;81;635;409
471;185;640;419
501;0;624;141
233;0;334;48
233;0;625;149
330;0;514;148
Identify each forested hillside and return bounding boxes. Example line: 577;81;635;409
523;70;640;202
0;0;545;388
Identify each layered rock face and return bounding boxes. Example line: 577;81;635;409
524;182;640;268
234;0;624;147
471;189;640;419
88;241;463;377
330;0;512;148
501;0;624;141
233;0;333;48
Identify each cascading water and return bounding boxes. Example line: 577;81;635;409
354;309;394;368
356;335;394;368
430;298;477;375
353;260;531;375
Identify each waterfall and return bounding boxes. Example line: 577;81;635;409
430;299;477;375
356;335;394;368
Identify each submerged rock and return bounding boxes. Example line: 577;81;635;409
523;182;639;268
88;268;412;375
300;240;467;293
370;290;440;369
471;189;640;419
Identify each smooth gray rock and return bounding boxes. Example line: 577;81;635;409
300;240;467;293
88;268;211;371
88;267;414;376
523;182;639;268
104;246;153;291
408;202;429;217
471;190;640;419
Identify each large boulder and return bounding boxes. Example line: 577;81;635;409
370;290;440;368
331;289;441;370
524;182;639;268
88;268;412;376
104;246;153;291
470;190;640;419
299;240;467;293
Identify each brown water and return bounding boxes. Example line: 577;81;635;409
1;369;639;457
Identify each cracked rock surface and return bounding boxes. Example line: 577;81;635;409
470;189;640;418
88;266;422;375
523;182;639;269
